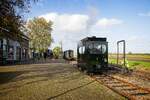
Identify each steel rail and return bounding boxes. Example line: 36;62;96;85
90;74;150;100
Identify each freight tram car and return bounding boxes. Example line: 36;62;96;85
63;50;74;60
77;36;108;73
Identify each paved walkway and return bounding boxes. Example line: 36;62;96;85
0;62;125;100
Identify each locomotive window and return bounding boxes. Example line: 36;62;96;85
87;42;107;54
101;44;106;54
79;46;85;54
97;45;101;49
82;46;85;53
88;44;93;49
94;43;101;50
79;47;82;54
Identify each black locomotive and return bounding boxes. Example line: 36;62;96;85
77;36;108;73
63;50;74;60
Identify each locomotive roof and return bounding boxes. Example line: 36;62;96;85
64;50;74;52
81;36;107;42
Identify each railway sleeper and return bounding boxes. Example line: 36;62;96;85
111;84;129;88
107;85;150;100
122;88;138;91
93;75;150;100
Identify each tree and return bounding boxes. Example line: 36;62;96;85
128;51;132;55
53;46;61;59
0;0;37;38
27;17;53;53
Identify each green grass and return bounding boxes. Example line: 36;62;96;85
109;59;117;64
128;61;150;69
109;58;150;70
109;54;150;59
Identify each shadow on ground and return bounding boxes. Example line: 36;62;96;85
0;71;25;84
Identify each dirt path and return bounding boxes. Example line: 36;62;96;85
0;63;125;100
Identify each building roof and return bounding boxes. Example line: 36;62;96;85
0;26;29;41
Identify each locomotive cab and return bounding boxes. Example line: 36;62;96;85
77;36;108;73
63;50;74;60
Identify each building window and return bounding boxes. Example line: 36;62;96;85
0;39;2;49
16;47;21;60
0;39;3;60
3;45;7;59
8;46;14;60
22;48;26;60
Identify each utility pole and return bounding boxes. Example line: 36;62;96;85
60;41;63;52
59;41;63;59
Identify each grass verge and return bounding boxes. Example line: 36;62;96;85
109;59;150;70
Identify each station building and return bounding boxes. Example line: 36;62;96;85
0;28;29;65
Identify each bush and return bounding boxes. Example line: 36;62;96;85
53;46;61;59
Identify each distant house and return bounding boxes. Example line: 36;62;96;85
0;27;29;65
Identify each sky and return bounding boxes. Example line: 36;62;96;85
25;0;150;53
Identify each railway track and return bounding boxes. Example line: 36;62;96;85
91;74;150;100
132;70;150;81
109;64;150;81
76;63;150;99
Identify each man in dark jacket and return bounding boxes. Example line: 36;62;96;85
44;52;47;61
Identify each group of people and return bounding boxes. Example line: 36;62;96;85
32;50;53;61
43;51;53;60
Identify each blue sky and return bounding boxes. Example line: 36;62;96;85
26;0;150;53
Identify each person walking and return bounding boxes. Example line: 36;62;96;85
44;52;47;62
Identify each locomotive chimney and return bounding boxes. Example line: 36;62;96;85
92;36;96;38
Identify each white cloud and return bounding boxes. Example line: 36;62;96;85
94;18;123;28
39;13;58;21
40;13;89;33
29;12;150;53
39;13;90;50
138;12;150;17
38;12;123;52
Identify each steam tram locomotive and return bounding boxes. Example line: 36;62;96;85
63;50;74;60
77;36;108;73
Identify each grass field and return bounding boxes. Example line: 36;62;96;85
109;54;150;61
109;54;150;70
